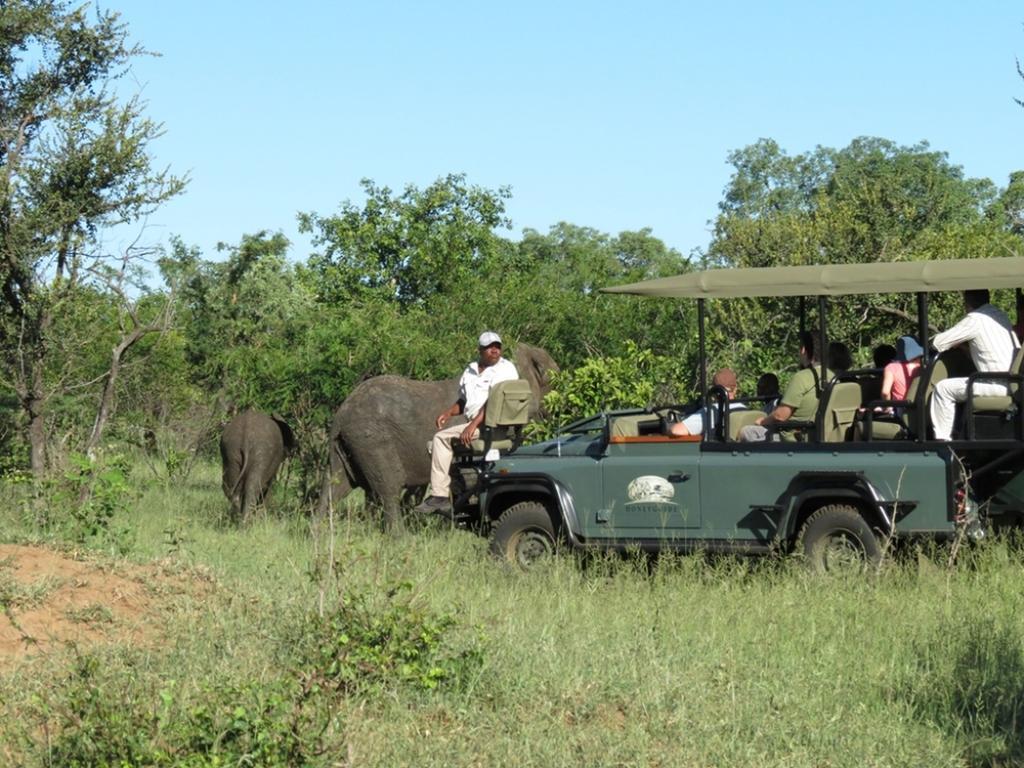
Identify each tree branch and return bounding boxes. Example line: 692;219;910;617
875;304;939;334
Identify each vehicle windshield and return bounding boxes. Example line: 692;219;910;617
551;414;606;440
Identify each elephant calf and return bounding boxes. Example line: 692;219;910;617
219;410;296;523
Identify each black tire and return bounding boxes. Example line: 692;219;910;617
489;501;557;569
798;503;883;574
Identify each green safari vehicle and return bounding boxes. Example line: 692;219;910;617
451;256;1024;571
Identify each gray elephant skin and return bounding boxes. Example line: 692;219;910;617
220;410;296;522
320;343;558;528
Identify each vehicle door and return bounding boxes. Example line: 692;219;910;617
593;424;702;540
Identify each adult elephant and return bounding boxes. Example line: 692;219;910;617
320;343;558;529
220;410;296;523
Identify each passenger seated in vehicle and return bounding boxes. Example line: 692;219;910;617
667;368;746;436
876;335;923;414
740;331;830;442
828;341;853;373
930;289;1019;440
756;372;780;413
873;343;897;369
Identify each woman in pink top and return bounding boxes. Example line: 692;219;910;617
881;335;924;407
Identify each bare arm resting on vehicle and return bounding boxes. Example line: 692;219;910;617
756;403;794;427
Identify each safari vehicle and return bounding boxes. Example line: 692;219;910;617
449;257;1024;571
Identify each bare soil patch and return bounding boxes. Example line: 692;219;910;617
0;543;208;667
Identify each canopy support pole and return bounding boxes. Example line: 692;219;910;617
917;292;929;355
818;293;828;387
916;291;929;441
698;298;707;399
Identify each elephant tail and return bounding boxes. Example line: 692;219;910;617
228;448;251;503
319;437;355;513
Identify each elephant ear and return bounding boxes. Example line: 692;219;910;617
271;414;298;453
513;343;560;418
515;343;559;391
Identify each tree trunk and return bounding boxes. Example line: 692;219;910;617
23;308;53;476
84;328;146;455
26;393;46;474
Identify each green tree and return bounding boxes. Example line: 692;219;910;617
299;174;512;305
539;341;689;436
165;232;313;411
1017;52;1024;108
0;1;185;472
987;170;1024;236
429;222;695;373
704;137;1021;381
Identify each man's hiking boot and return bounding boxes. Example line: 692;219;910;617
414;495;451;514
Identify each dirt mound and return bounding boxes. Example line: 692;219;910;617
0;544;208;667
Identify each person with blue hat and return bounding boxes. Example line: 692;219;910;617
879;334;924;412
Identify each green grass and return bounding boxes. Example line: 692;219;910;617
2;457;1023;766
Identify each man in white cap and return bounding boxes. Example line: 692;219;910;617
415;331;520;513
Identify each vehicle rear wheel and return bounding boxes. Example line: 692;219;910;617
798;503;883;574
489;501;557;569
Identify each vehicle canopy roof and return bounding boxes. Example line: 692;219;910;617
601;256;1024;299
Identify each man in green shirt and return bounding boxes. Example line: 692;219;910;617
739;331;830;442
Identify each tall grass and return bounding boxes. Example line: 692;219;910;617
2;456;1023;766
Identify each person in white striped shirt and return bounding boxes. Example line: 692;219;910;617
930;289;1021;440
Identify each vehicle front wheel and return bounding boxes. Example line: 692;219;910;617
489;501;557;569
798;503;883;574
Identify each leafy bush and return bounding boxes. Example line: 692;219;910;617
34;655;323;767
18;453;135;552
159;678;322;767
291;580;485;695
32;654;162;767
0;408;28;476
28;581;485;766
537;340;689;436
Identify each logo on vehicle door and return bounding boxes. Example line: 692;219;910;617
626;475;678;509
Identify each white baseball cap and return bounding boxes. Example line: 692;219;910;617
478;331;502;347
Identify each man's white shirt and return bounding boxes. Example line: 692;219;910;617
681;401;748;436
933;304;1019;373
459;357;519;419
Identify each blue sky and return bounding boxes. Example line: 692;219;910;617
111;1;1024;262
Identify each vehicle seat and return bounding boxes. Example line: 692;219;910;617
970;345;1023;412
727;409;763;441
962;344;1024;439
458;379;532;456
819;381;862;442
854;349;970;441
610;414;661;438
859;372;883;406
855;370;918;441
917;347;974;438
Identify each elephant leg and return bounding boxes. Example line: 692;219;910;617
343;442;399;531
222;464;243;522
381;497;403;532
241;469;265;524
361;466;404;532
